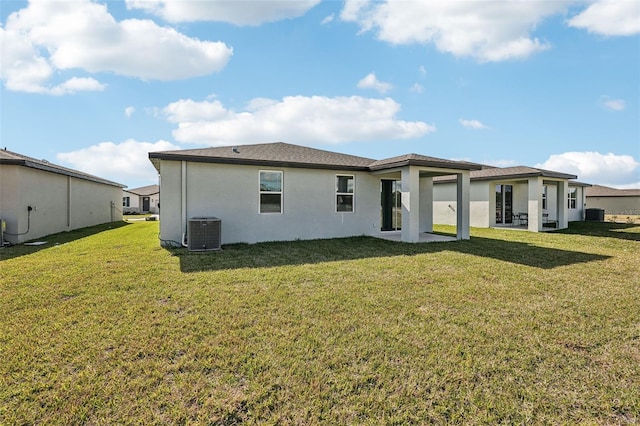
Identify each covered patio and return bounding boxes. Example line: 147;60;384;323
491;176;573;232
369;154;481;243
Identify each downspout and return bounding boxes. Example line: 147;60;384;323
181;161;188;247
67;176;71;228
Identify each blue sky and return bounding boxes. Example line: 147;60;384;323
1;0;639;190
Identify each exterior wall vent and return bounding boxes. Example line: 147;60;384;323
188;217;221;251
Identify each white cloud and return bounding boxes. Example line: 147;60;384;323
163;95;435;146
410;83;424;94
357;73;393;94
126;0;321;25
0;0;233;94
459;118;488;129
321;14;335;25
340;1;567;62
125;106;136;118
567;0;640;36
616;182;640;190
419;66;427;77
535;152;640;186
484;159;520;168
57;139;180;186
50;77;107;96
603;98;626;111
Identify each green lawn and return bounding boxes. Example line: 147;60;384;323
1;221;639;424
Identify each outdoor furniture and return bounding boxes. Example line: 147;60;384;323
543;213;558;228
516;212;528;226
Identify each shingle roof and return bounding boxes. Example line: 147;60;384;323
125;184;159;196
569;180;592;187
369;154;482;171
586;184;640;197
149;142;481;172
0;149;125;188
150;142;374;171
434;165;577;183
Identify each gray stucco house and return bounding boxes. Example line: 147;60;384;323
149;142;482;246
586;185;640;216
433;165;584;232
0;149;124;245
123;184;160;214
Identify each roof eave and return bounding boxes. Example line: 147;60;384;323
1;158;126;188
148;153;370;172
369;159;482;172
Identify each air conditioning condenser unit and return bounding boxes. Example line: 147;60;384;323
188;217;221;251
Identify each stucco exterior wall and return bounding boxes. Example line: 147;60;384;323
148;195;160;214
122;190;160;214
0;165;122;244
433;181;489;227
123;190;141;212
158;160;382;245
433;178;579;230
587;196;640;215
568;186;586;221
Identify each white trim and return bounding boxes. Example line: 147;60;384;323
568;187;577;209
335;174;355;213
259;170;283;214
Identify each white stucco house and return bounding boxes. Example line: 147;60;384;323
0;149;124;245
123;184;160;214
149;142;482;246
432;166;586;232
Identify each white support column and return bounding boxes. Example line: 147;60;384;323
528;177;542;232
401;166;420;242
456;172;470;240
556;180;568;229
419;176;433;233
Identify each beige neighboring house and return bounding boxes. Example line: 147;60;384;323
0;149;124;245
149;142;482;246
123;184;160;214
586;185;640;215
433;166;584;232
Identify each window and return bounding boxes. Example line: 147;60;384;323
259;170;283;213
568;187;577;209
123;196;130;207
542;185;548;210
336;175;354;212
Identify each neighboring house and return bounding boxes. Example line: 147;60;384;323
123;184;160;214
586;185;640;215
149;142;482;246
433;166;582;232
0;149;124;245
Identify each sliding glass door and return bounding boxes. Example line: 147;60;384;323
495;184;513;224
381;180;402;231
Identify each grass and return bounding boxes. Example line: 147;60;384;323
1;221;639;424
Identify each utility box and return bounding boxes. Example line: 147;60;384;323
188;217;221;251
585;208;605;222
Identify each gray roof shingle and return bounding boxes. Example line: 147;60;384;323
125;184;159;196
586;184;640;197
434;165;577;183
149;142;481;172
369;154;482;171
0;149;125;188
